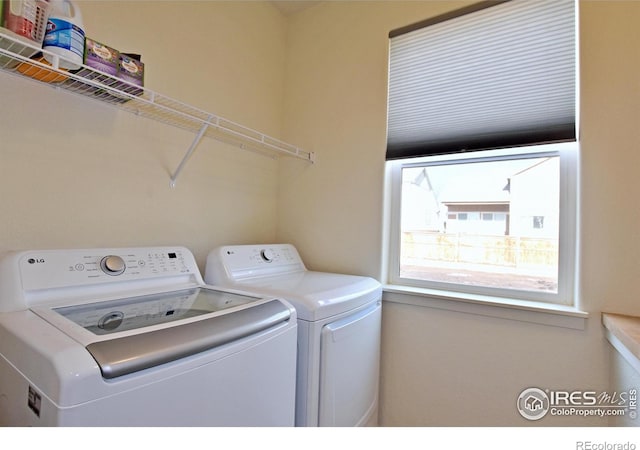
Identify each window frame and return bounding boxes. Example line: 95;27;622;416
385;143;579;306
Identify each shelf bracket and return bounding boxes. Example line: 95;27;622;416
169;115;212;188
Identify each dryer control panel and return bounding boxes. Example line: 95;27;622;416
206;244;306;282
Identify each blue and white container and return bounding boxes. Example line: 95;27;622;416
42;0;83;70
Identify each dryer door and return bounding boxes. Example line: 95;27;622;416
318;301;381;426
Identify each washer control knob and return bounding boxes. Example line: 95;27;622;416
260;249;276;263
100;255;126;276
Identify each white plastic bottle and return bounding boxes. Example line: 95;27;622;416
42;0;84;70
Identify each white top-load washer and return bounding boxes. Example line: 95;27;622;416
0;246;297;426
205;243;382;427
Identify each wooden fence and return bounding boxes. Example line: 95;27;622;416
402;231;558;268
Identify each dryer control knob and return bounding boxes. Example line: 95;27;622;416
101;255;126;275
260;249;276;263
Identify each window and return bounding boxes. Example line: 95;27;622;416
533;216;545;229
387;144;577;304
385;0;578;305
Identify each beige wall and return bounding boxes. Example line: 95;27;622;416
579;1;640;318
3;0;639;427
0;1;287;268
279;1;640;425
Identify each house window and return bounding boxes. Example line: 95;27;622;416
385;0;577;305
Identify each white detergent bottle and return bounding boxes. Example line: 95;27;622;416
42;0;84;70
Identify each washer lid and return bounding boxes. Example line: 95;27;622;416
31;287;292;378
51;287;259;336
235;271;382;321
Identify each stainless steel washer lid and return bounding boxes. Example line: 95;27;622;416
32;286;293;379
86;299;292;379
236;271;382;321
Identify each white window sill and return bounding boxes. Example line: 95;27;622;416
383;284;588;330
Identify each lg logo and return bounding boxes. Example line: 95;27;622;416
27;258;45;264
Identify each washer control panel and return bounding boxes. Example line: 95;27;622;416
17;247;195;293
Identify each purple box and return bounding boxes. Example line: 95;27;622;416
118;54;144;87
84;37;119;76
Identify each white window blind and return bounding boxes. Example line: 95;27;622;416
387;0;576;160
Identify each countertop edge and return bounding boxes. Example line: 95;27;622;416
602;313;640;363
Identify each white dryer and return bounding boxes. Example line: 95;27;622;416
205;243;382;427
0;246;297;426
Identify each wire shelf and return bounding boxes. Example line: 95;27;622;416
0;30;315;186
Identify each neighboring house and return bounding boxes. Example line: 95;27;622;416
401;168;442;232
508;157;560;239
440;175;511;236
402;157;559;239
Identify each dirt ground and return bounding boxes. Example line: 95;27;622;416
400;264;558;292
